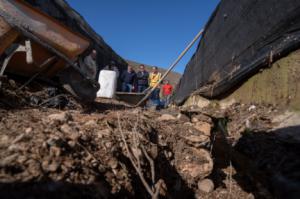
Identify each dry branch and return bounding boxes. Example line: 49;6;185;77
117;113;154;197
117;113;163;199
141;144;155;187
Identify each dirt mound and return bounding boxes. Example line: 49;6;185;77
3;76;298;198
0;105;218;198
0;77;220;199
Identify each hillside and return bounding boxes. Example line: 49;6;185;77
126;60;182;86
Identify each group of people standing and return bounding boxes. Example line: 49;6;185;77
83;50;173;107
120;64;173;107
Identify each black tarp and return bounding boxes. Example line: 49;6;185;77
174;0;300;105
24;0;127;75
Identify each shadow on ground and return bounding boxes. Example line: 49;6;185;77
0;180;113;199
233;125;300;198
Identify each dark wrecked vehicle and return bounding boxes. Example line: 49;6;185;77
0;0;101;102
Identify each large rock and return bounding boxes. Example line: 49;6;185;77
175;148;213;184
198;179;214;193
48;112;72;124
194;121;212;137
157;114;176;121
184;135;210;145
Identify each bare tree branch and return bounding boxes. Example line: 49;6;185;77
141;144;155;187
117;113;154;197
153;180;163;199
117;113;164;199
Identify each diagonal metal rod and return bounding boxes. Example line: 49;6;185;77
16;56;57;91
135;28;204;107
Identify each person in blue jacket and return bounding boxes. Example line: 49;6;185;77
121;65;136;92
136;64;149;93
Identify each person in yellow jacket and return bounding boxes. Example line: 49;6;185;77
149;66;162;106
149;66;162;88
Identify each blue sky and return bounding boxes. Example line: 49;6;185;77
66;0;220;73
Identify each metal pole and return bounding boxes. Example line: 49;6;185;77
17;56;57;91
135;28;204;107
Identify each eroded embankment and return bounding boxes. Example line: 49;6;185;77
183;103;300;199
1;77;299;199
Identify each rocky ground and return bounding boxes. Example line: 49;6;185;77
0;77;299;199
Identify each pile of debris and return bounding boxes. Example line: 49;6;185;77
0;77;260;199
0;102;214;198
2;73;300;199
0;77;79;110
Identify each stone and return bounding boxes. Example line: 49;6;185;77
48;112;72;123
157;114;176;121
108;158;118;169
193;114;212;123
42;160;49;171
198;179;214;193
194;121;212;136
84;120;97;127
96;129;111;138
191;117;199;123
105;141;113;149
26;159;41;177
48;162;60;172
50;146;61;157
63;159;74;169
85;154;93;162
91;159;98;168
42;160;59;172
219;99;236;110
60;124;72;134
176;148;213;182
60;124;79;140
185;135;210;144
177;113;190;122
25;127;33;134
248;105;256;111
247;193;255;199
80;133;88;141
180;161;212;179
67;140;76;148
183;122;193;126
184;96;211;108
17;155;27;164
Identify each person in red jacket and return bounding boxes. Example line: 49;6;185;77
162;80;173;108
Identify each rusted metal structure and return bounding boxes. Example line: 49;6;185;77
0;0;99;101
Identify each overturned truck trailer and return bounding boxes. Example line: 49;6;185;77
0;0;126;102
174;0;300;109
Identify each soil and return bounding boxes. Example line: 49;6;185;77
0;77;299;199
